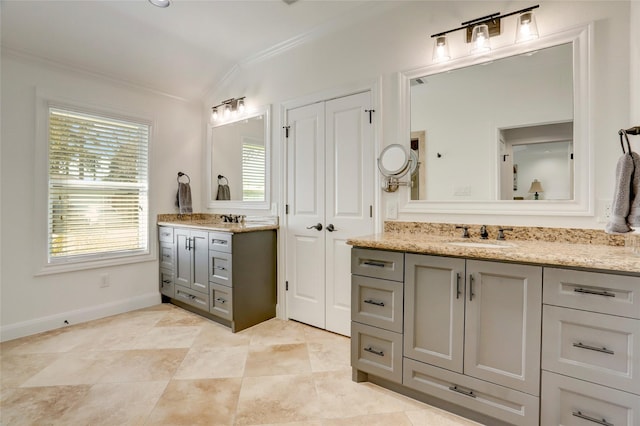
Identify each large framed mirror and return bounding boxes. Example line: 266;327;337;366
399;24;592;216
207;105;271;210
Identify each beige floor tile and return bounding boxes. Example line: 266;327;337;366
20;351;124;387
307;340;351;372
57;381;168;426
173;346;248;379
235;374;320;425
191;321;251;350
6;327;100;354
155;308;212;327
405;408;485;425
132;326;202;349
0;352;61;389
0;385;92;425
321;411;414;425
244;344;311;377
242;318;307;346
313;370;426;419
98;349;188;383
146;378;241;425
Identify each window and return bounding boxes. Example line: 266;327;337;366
241;140;265;201
47;107;149;263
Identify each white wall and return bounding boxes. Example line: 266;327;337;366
0;52;202;341
205;1;632;229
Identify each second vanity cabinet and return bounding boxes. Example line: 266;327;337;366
159;225;276;332
403;254;541;426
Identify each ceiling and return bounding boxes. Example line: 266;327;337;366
1;0;373;101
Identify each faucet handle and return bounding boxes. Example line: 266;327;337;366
455;226;470;238
479;225;489;239
497;227;514;241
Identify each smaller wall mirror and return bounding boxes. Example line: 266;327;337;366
378;143;417;192
207;105;271;209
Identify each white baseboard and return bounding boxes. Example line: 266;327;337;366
0;292;162;342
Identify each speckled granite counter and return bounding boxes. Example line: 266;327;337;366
347;222;640;275
158;213;278;233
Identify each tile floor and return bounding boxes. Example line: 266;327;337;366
0;303;482;425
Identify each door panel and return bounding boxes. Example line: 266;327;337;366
175;229;191;288
286;102;326;329
192;231;209;293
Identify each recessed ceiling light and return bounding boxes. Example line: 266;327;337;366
149;0;170;8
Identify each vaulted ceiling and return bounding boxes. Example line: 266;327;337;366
1;0;372;101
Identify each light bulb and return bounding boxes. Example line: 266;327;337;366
211;107;218;122
516;11;539;43
471;24;491;53
237;98;245;114
224;104;231;117
432;35;450;62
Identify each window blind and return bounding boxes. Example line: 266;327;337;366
241;142;265;201
48;107;149;262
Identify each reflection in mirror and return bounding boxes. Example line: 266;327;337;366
208;106;270;208
410;43;573;201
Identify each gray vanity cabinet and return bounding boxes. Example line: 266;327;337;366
175;228;210;295
158;226;175;298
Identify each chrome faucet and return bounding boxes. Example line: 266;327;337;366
479;225;489;239
455;226;470;238
497;227;514;241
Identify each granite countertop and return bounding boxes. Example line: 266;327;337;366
157;213;278;234
347;223;640;275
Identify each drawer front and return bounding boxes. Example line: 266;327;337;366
210;282;233;321
158;226;174;243
159;242;175;270
542;371;640;426
174;286;210;311
544;268;640;319
352;275;403;333
351;248;404;282
159;269;174;298
209;231;232;253
542;305;640;395
351;321;402;384
403;358;539;426
209;250;232;286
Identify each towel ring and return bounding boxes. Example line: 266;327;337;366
177;172;190;184
217;174;229;185
619;129;632;154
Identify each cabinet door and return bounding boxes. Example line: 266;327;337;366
175;228;192;288
465;260;542;396
191;230;209;294
404;254;465;373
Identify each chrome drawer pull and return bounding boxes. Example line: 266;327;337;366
573;342;614;355
363;261;386;268
364;299;385;307
456;273;461;299
572;411;614;426
448;385;476;398
216;297;226;304
162;279;171;284
213;266;227;271
163;254;171;258
574;288;615;297
363;347;384;357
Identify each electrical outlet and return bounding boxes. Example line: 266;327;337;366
386;201;398;219
100;274;110;288
597;199;613;222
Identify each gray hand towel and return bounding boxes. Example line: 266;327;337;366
177;182;193;214
605;152;639;233
216;184;231;201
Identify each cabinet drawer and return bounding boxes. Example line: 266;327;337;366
159;242;175;270
403;358;539;426
542;305;640;395
159;269;174;298
351;321;402;384
210;282;233;321
175;286;209;311
544;268;640;319
209;250;232;286
541;371;640;426
209;232;232;253
158;226;174;243
351;248;404;282
352;275;403;333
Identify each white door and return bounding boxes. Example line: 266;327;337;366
286;91;374;336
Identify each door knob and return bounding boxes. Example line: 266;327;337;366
326;224;336;232
306;223;323;231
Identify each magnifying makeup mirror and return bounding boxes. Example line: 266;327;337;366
377;144;417;192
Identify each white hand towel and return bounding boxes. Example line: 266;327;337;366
605;152;639;233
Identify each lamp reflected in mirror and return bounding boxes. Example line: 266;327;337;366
528;179;544;200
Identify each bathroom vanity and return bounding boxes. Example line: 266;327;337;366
158;214;277;332
348;223;640;426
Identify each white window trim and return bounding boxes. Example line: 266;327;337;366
34;89;156;275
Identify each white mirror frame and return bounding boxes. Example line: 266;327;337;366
398;24;593;216
206;104;271;210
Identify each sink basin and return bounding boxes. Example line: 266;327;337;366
448;241;515;249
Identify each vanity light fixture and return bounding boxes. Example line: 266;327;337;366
148;0;170;8
210;97;247;122
430;4;539;62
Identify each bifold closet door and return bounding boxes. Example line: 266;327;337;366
285;91;374;336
